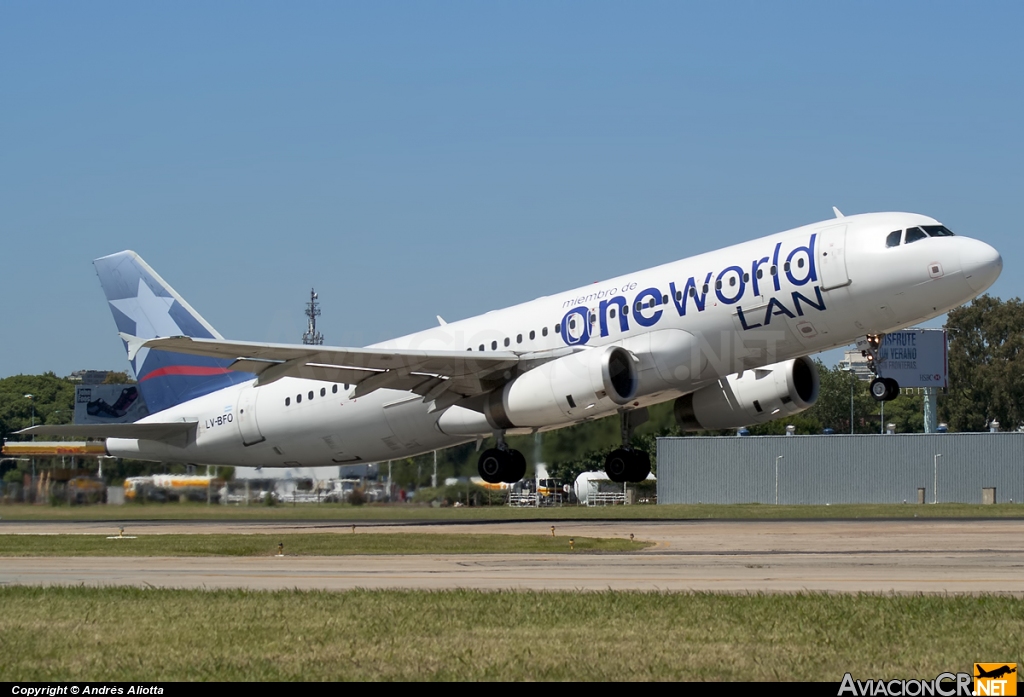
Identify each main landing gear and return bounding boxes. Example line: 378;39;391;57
604;408;652;484
477;433;526;484
858;334;900;402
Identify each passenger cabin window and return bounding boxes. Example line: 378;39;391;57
296;394;302;403
886;230;902;248
285;397;290;406
529;330;535;340
320;387;326;397
332;385;338;394
516;334;522;343
542;327;548;337
905;226;928;244
492;341;497;350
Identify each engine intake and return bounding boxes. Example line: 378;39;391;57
674;356;819;431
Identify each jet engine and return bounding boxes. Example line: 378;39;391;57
482;345;639;430
673;356;819;431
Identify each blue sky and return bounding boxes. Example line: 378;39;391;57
2;2;1022;377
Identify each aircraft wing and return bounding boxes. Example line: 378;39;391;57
122;334;522;402
17;421;198;446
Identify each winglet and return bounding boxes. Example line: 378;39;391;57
832;206;844;218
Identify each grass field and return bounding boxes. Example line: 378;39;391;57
1;587;1020;681
3;501;1023;521
0;533;648;556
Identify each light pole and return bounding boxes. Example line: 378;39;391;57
23;394;35;435
24;394;35;499
775;455;784;505
845;367;855;434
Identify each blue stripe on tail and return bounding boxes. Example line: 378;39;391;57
94;251;253;413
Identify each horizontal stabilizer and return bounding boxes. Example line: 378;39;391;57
18;421;198;445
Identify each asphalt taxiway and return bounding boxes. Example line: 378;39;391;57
3;519;1022;593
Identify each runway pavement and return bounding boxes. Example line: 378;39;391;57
3;519;1022;593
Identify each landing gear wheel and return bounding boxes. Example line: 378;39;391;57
870;377;900;401
477;448;510;484
631;450;651;482
604;448;633;483
506;449;527;483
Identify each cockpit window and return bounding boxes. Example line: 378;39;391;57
885;230;902;248
922;225;955;237
905;226;928;244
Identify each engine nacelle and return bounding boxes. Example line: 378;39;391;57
482;345;639;430
673;356;819;431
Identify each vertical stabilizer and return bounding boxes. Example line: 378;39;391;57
93;251;252;413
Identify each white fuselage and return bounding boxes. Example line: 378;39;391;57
107;212;1001;467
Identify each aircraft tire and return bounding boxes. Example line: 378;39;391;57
604;448;632;483
883;377;900;401
869;378;888;402
629;450;652;482
506;449;527;483
478;448;509;484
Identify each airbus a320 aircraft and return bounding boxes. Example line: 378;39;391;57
23;210;1001;483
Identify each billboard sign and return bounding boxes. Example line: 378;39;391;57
74;384;150;424
876;329;948;388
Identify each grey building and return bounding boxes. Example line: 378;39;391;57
656;432;1024;505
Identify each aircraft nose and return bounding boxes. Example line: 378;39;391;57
960;238;1002;293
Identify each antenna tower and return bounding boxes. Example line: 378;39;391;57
303;288;324;345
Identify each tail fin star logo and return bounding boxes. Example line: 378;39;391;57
108;279;182;375
975;664;1017;696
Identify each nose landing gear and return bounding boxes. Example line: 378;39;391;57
858;334;900;402
869;377;900;402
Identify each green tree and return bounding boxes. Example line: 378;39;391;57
943;295;1024;432
0;374;75;441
